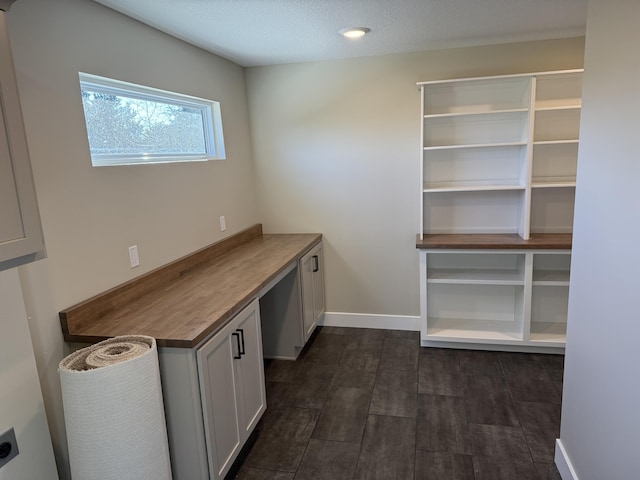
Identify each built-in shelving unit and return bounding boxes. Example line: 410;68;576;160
419;69;583;240
417;70;582;351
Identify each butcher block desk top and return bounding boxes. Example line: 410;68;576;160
60;225;322;348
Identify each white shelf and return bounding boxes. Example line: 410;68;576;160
424;141;527;151
424;110;528;148
533;270;570;285
533;139;579;145
427;268;525;285
529;322;567;343
534;108;581;143
426;317;523;342
532;177;576;189
535;105;581;112
424;144;527;190
423;181;526;193
530;188;575;234
423;189;525;235
532;142;578;189
421;76;531;116
423;108;528;119
535;71;583;111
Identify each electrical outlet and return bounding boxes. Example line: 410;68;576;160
128;245;140;268
219;216;226;232
0;428;18;469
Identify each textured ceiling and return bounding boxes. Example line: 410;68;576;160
92;0;588;67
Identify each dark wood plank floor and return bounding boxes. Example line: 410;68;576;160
230;327;563;480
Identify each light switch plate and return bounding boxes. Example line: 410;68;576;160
0;427;19;469
128;245;140;268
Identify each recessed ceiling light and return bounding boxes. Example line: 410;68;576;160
340;27;371;39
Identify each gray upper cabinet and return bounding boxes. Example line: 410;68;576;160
0;11;45;271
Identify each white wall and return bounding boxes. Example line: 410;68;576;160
0;268;57;479
5;0;259;477
246;38;585;319
558;0;640;478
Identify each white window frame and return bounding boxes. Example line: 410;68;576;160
79;72;226;166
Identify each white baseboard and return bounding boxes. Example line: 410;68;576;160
320;312;420;331
555;439;579;480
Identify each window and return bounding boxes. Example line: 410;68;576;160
79;73;225;166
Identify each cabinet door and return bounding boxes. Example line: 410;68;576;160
0;13;44;267
300;243;326;341
311;245;326;325
300;248;317;341
197;320;242;480
233;300;266;438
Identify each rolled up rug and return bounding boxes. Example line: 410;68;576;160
59;335;172;480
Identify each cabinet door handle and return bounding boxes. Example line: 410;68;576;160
232;332;242;359
236;328;246;356
312;255;319;272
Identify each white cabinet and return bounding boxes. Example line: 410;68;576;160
419;249;570;350
256;240;326;359
157;300;266;480
419;70;583;239
417;70;581;352
300;242;325;341
0;12;44;270
196;299;266;480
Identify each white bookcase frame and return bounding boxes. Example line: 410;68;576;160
419;70;583;240
417;70;581;352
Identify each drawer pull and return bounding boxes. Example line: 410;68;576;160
236;328;246;356
312;255;319;272
232;332;242;359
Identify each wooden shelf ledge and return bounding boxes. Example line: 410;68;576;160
416;233;572;250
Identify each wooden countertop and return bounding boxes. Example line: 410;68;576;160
416;233;572;249
60;225;322;348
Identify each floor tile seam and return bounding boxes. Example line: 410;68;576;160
467;423;537;465
414;445;474;456
277;401;326;411
461;395;519;430
418;364;462;376
307;433;363;446
374;363;420;377
269;404;325;417
417;386;465;397
503;368;553;385
415;392;468;416
312;389;372;439
351;412;375;480
520;426;560;457
284;405;324;477
365;411;418;421
466;418;525;430
514;413;562;431
376;365;419;373
359;374;377;445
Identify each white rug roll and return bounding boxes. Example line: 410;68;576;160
59;335;172;480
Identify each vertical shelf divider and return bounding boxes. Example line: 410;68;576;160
520;77;537;240
522;253;534;342
419;86;425;240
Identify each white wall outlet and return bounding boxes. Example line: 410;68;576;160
128;245;140;268
219;216;226;232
